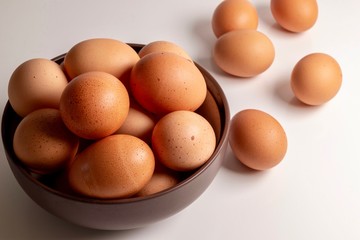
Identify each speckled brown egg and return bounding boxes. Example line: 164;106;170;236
212;0;258;38
68;134;155;199
59;71;129;139
229;109;287;170
63;38;139;87
138;40;193;62
8;58;68;117
130;52;207;115
291;53;342;106
271;0;318;32
152;110;216;172
13;108;79;174
213;30;275;77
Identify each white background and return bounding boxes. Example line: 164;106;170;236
1;0;359;239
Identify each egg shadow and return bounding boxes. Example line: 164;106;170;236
274;78;294;104
191;16;280;82
191;17;216;53
191;18;222;74
195;56;231;79
274;79;321;109
274;80;325;121
222;146;266;176
191;17;239;79
256;3;302;38
256;3;274;28
274;77;311;108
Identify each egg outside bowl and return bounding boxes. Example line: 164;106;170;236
1;43;230;230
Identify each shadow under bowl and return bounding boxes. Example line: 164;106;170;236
1;43;230;230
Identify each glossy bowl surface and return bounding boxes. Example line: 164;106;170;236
1;43;230;230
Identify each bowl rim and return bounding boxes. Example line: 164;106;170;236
2;43;230;205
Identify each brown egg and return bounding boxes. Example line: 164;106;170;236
271;0;318;32
229;109;287;170
196;90;221;143
136;162;180;197
68;134;155;199
60;61;71;81
152;110;216;172
130;52;207;115
8;58;68;117
114;99;157;143
213;30;275;77
212;0;258;38
63;38;139;87
59;71;129;139
13;108;79;174
138;40;193;62
291;53;342;106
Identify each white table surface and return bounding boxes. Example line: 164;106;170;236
1;0;359;239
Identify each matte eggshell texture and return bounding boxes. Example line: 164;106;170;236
68;134;155;199
114;105;156;144
138;40;193;62
59;71;129;139
13;108;79;174
212;0;258;38
130;52;207;115
8;58;68;117
213;30;275;78
291;53;342;105
136;162;180;197
63;38;140;85
229;109;287;170
152;110;216;172
196;90;222;143
271;0;318;33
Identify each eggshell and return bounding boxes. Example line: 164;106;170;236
8;58;68;117
271;0;318;32
229;109;287;170
59;71;129;139
68;134;155;199
114;100;157;143
13;108;79;174
63;38;139;88
138;40;193;62
152;110;216;172
291;53;342;106
212;0;258;38
213;30;275;77
60;61;71;81
135;162;180;197
130;52;207;115
196;90;221;143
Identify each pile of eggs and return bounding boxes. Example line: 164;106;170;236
8;39;217;199
6;0;343;200
211;0;342;170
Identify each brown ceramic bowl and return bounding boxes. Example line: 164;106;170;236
1;43;230;230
